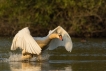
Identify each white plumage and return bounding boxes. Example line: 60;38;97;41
11;26;73;60
48;26;73;52
11;27;41;55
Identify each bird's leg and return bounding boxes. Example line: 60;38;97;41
21;50;33;61
21;54;33;62
22;49;26;56
36;54;42;61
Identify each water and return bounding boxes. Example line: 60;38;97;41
0;37;106;71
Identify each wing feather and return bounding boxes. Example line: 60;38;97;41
11;27;41;55
48;26;73;52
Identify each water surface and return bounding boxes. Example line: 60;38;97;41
0;37;106;71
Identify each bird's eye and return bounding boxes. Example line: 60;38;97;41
59;34;62;37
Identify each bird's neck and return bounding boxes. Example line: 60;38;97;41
35;36;52;48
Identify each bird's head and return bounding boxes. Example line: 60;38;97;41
59;34;63;41
49;33;63;41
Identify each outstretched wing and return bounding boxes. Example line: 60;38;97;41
11;27;41;55
48;26;73;52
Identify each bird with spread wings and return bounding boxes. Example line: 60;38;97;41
11;26;73;61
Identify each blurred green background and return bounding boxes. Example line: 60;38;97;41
0;0;106;37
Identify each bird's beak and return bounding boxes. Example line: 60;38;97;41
59;35;63;41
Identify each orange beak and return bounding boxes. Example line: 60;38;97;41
59;35;63;41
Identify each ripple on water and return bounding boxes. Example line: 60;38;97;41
0;52;50;62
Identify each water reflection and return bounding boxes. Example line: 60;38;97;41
10;62;45;71
9;62;72;71
9;60;106;71
0;37;106;71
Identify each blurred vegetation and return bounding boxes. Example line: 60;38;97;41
0;0;106;37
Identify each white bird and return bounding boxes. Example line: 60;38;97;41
11;26;73;61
